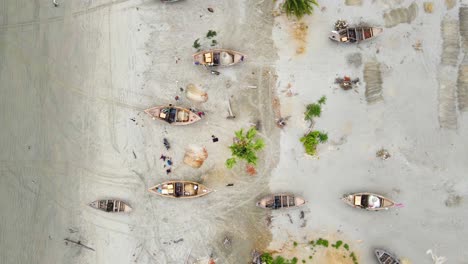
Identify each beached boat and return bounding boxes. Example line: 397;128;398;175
341;192;396;211
144;105;201;125
148;181;212;198
193;49;245;67
375;249;400;264
329;27;383;43
256;194;306;210
89;200;132;213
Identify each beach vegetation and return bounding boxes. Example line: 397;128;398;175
283;0;319;19
300;131;328;155
211;39;218;46
226;127;265;169
206;30;217;38
260;253;300;264
304;96;326;121
192;38;201;50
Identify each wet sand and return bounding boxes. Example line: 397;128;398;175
2;0;468;264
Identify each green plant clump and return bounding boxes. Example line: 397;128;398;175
344;243;350;251
283;0;319;19
332;240;343;249
192;38;201;49
260;253;301;264
226;127;265;169
304;96;326;121
315;238;329;247
293;241;298;247
300;131;328;155
206;30;217;38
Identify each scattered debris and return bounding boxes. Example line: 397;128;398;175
424;2;434;13
211;135;219;143
132;150;137;159
246;165;257;176
376;148;391;160
64;238;95;251
426;249;447;264
210;70;220;75
53;0;59;7
445;194;462;207
163;138;171;150
413;40;423;51
276;116;290;128
183;145;208;168
299;211;305;219
186;84;208;103
251;250;262;264
227;99;236;119
334;19;348;31
287;213;293;224
207;7;214;13
173;238;184;244
292;22;308;54
223;236;232;249
226;183;234;187
335;76;359;90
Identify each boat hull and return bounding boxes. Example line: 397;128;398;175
342;192;396;211
148;180;212;198
375;249;400;264
144;106;201;125
89;200;132;213
256;193;306;210
193;49;245;67
329;27;383;43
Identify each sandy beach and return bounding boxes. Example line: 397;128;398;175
1;0;468;263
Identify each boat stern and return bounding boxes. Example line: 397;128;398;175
328;31;342;42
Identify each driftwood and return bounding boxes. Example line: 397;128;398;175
227;99;236;119
64;238;95;251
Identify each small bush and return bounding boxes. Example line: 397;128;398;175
283;0;319;19
300;131;328;155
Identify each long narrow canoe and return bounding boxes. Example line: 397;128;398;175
144;105;201;125
256;194;306;210
375;249;400;264
89;200;132;213
342;192;396;211
329;27;383;43
148;181;212;198
193;49;245;67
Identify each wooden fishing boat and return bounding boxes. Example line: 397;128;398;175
329;27;383;43
375;249;400;264
193;49;245;67
148;181;212;198
256;194;306;210
341;192;396;211
89;200;132;213
144;105;201;125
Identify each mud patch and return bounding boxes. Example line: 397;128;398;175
440;18;460;66
445;193;463;207
457;62;468;111
345;0;362;6
458;8;468;111
346;53;362;68
363;59;383;103
438;67;458;129
292;22;308;54
445;0;456;10
383;2;418;28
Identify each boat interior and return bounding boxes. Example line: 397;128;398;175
158;107;190;123
158;182;199;197
354;195;382;208
344;28;373;42
265;195;295;209
203;51;234;66
379;252;397;264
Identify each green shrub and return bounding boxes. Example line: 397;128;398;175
226;127;265;169
300;131;328;155
283;0;319;19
